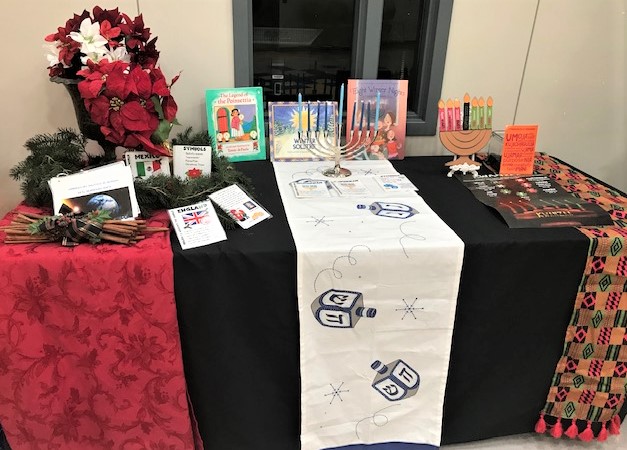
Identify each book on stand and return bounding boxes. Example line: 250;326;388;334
205;87;266;162
346;79;408;160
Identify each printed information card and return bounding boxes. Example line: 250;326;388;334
499;124;538;175
209;184;272;229
168;201;226;250
172;145;212;179
374;174;418;193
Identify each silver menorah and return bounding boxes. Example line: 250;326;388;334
296;87;381;177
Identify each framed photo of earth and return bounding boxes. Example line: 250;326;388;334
49;162;140;219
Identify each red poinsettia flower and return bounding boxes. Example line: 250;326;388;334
119;14;151;50
92;7;123;27
99;20;121;47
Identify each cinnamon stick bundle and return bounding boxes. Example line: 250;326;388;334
1;211;169;246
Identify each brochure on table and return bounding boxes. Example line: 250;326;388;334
168;201;226;250
459;173;613;228
48;162;140;219
286;162;418;199
209;184;272;229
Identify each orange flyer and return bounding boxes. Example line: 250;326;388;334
499;125;539;175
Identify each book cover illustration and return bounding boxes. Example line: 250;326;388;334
346;79;408;160
205;87;266;162
268;101;337;161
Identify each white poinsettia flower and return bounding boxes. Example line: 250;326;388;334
80;52;107;65
43;41;62;66
103;46;131;63
69;18;108;55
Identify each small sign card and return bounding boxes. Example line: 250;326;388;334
330;179;371;197
499;125;539;175
124;150;171;179
168;201;226;249
172;145;212;179
290;179;332;198
48;161;140;219
209;184;272;229
374;174;418;192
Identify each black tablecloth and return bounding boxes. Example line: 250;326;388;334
172;156;601;449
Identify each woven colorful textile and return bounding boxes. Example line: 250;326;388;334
534;153;627;441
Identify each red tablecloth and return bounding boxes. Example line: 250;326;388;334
0;206;199;449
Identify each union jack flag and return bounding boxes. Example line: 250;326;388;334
183;209;208;226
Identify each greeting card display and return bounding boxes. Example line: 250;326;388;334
205;87;266;162
346;79;408;160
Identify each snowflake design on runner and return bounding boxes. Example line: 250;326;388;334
306;216;333;227
395;298;424;320
324;382;349;405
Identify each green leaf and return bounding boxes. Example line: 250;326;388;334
151;95;165;120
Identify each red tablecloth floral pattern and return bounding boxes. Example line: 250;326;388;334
0;206;199;449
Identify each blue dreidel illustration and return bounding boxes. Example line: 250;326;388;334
311;289;377;328
357;202;418;219
371;359;420;401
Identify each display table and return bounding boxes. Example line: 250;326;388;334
172;156;626;449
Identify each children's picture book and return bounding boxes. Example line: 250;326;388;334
346;79;408;160
205;87;266;162
124;150;171;179
268;101;338;161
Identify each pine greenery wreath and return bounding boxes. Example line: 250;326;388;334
10;127;253;228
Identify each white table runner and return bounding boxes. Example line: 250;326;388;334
273;160;464;450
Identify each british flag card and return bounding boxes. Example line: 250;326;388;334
168;201;226;249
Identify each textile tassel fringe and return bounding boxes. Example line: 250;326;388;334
565;419;579;439
550;419;563;438
534;413;547;434
609;414;621;435
597;422;608;442
578;420;594;442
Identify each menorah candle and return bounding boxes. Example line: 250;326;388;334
375;91;381;130
359;101;365;131
438;99;446;130
462;93;470;130
446;99;454;131
454;98;461;130
366;102;371;130
307;101;311;131
338;83;344;130
486;96;493;129
324;101;328;131
478;97;485;129
470;97;478;129
316;101;321;131
298;93;303;134
351;101;357;131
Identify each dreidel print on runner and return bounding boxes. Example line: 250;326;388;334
371;359;420;401
311;289;377;328
357;202;418;219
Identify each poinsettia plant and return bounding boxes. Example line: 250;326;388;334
44;7;178;157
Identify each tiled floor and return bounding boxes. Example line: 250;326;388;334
444;432;627;449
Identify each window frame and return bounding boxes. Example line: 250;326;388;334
232;0;453;136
